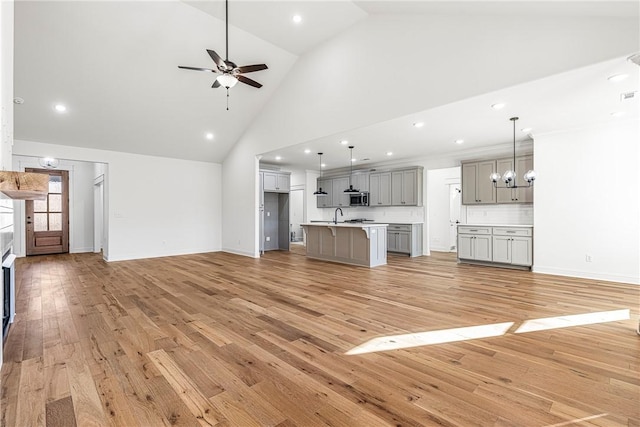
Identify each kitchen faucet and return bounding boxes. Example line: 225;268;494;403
334;207;343;224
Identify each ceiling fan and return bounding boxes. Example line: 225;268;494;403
178;0;268;109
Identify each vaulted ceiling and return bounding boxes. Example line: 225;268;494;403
13;1;639;167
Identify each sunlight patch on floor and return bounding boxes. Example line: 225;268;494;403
345;322;514;355
515;309;630;333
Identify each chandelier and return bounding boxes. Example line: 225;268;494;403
490;117;537;188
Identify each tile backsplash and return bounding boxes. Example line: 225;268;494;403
464;204;533;225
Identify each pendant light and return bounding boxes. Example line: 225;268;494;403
490;117;537;188
344;145;360;193
313;153;328;196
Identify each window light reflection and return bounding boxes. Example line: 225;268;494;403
515;309;630;333
345;322;514;355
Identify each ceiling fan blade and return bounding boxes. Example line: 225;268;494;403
236;64;268;74
206;49;226;69
178;66;217;73
212;80;221;89
237;74;263;88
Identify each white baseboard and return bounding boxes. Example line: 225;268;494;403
222;247;259;258
532;266;639;285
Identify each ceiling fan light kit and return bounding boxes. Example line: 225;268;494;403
490;117;537;188
178;0;268;109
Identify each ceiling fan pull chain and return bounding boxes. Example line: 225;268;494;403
226;88;230;111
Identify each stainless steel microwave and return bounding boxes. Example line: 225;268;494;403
349;192;369;207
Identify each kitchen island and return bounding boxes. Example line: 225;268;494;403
301;222;388;267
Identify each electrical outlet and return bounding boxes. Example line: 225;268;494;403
267;211;270;217
585;255;592;263
266;236;271;242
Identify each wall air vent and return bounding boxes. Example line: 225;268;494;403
621;91;637;102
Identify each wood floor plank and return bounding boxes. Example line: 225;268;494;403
1;251;638;426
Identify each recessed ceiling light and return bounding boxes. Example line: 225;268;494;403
340;140;349;145
491;103;505;110
13;97;24;104
607;73;628;82
292;14;302;24
386;152;393;156
521;127;532;133
275;156;282;160
54;104;67;113
413;122;424;128
610;111;626;117
304;149;311;154
455;139;464;144
205;132;214;140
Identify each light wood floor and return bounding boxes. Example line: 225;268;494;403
1;250;638;426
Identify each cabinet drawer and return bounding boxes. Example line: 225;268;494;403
388;224;412;232
457;226;491;235
492;227;532;237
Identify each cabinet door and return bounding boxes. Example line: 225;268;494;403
397;232;411;253
276;174;290;192
391;171;404;206
263;172;278;191
496;158;515;203
462;163;478;204
332;177;350;207
351;173;369;192
316;179;333;208
511;237;533;266
370;173;391;206
402;169;418;205
387;231;398;252
477;161;496;204
458;234;474;259
474;235;492;261
492;236;511;263
515;156;533;203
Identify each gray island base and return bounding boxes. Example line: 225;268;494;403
301;223;388;267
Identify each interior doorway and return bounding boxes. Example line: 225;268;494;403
289;189;304;243
25;168;70;256
448;184;462;252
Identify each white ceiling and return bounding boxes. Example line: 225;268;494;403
12;1;640;166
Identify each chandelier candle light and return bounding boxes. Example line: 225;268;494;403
313;153;328;196
490;117;537;188
344;145;360;193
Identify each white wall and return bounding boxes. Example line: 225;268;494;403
534;120;639;284
14;139;223;261
222;12;638;258
12;156;97;255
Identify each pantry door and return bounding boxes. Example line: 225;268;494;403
25;168;69;256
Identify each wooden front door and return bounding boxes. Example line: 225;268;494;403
25;169;69;256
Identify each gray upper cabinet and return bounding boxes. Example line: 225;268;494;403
391;168;422;206
316;179;333;208
350;172;370;192
332;177;350;207
496;155;533;204
369;172;392;206
263;171;290;193
462;161;496;205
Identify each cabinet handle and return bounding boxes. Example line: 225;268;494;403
469;229;478;232
507;231;515;233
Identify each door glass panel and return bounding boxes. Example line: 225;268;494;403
49;194;62;212
49;176;62;193
49;213;62;231
34;199;48;212
34;213;48;231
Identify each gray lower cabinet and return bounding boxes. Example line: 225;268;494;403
458;225;532;268
387;223;422;257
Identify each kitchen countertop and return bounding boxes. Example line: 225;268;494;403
302;222;389;228
459;224;533;228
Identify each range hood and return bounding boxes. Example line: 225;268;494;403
0;172;48;200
